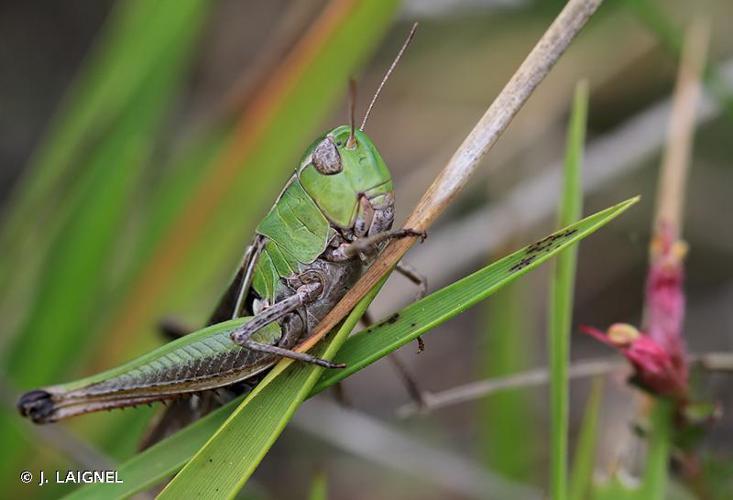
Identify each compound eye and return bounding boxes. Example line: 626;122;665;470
312;137;342;175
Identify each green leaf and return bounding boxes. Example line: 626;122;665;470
157;283;386;498
549;80;588;500
5;39;205;384
63;399;239;500
0;0;210;488
0;0;210;340
65;197;637;498
642;400;673;500
315;199;634;392
569;377;604;500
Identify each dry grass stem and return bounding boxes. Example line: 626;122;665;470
654;19;710;237
398;352;733;417
369;58;733;315
399;357;624;417
614;19;711;476
296;0;604;354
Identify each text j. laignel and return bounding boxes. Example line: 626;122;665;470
37;470;123;485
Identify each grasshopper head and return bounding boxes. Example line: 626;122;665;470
298;125;393;230
297;21;418;231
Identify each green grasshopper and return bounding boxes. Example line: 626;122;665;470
18;25;425;439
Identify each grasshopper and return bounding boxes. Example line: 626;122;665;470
18;25;425;440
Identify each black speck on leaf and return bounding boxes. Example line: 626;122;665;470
510;255;537;272
525;228;578;255
377;313;400;328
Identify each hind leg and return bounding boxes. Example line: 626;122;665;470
361;310;427;408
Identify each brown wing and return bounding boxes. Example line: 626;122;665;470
207;235;264;325
139;237;263;450
205;257;249;325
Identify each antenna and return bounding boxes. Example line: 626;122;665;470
347;78;357;148
360;22;418;131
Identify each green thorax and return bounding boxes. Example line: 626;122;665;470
253;179;333;301
252;126;393;302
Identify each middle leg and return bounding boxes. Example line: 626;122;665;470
229;281;321;345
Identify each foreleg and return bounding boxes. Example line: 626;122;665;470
331;228;426;261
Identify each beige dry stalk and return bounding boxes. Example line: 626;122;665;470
295;0;605;354
397;351;733;417
616;17;711;474
654;19;710;239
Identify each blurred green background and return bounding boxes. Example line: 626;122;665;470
0;0;731;498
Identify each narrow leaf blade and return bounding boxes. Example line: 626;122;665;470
315;198;633;392
64;198;637;498
569;377;604;500
549;80;588;500
157;284;385;498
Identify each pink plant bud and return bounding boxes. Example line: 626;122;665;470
580;224;691;401
581;324;688;399
645;222;689;383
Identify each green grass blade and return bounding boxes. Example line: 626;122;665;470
549;80;588;500
308;471;328;500
63;399;240;500
0;0;209;329
480;280;537;482
315;198;634;392
64;198;637;498
3;1;208;388
642;400;673;500
569;377;604;500
0;1;209;489
157;283;386;498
